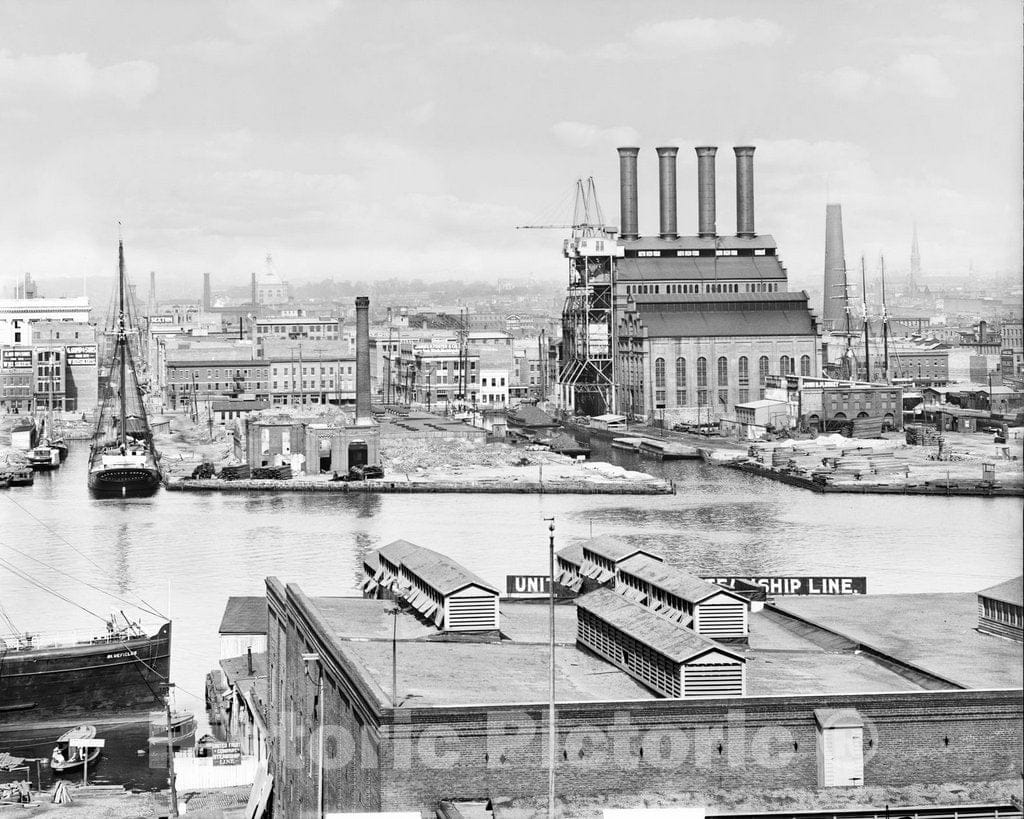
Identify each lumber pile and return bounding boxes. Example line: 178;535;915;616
219;464;251;480
905;424;942;446
251;465;292;480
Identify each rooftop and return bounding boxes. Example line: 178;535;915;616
219;651;267;685
400;546;498;596
632;306;817;338
556;542;585;565
616;554;740;605
978;576;1023;606
581;534;662;564
616;254;786;282
218;597;267;635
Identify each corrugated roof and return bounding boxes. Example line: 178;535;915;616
617;554;741;605
616;255;786;282
218;597;268;635
577;588;742;664
581;535;663;564
633;308;816;338
978;576;1023;606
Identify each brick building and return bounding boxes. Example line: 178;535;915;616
166;358;270;410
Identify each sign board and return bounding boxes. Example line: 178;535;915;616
69;738;106;748
149;315;174;324
1;349;32;369
66;345;97;366
212;743;242;766
707;576;867;596
506;575;552;596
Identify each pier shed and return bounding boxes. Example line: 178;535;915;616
615;553;749;639
362;539;423;599
977;576;1022;642
555;543;585;592
579;535;663;586
576;588;745;698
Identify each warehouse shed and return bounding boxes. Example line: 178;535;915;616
555;542;585;592
977;576;1023;642
579;535;663;585
576;588;745;698
615;553;749;640
218;596;268;660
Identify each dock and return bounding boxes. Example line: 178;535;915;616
611;436;700;460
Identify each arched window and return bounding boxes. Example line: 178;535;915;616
738;356;750;403
780;355;791;375
696;357;707;387
758;355;770;399
654;358;666;388
675;358;686;405
717;356;728;387
800;354;811;376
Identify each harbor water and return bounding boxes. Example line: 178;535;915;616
1;441;1021;786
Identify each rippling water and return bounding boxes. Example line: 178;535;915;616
2;441;1021;743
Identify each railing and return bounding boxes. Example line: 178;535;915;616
0;623;154;651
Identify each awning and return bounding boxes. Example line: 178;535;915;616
580;560;602;579
433;608;445;628
568;576;584;593
422;601;438;619
373;567;386;582
621;587;647;605
596;568;615;584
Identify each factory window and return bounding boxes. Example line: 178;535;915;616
675;358;686;404
738;356;749;387
678;250;699;257
718;389;728;406
801;355;811;376
780;355;792;375
717;356;728;387
655;358;666;388
754;249;766;256
717;249;738;256
758;356;769;398
698;389;708;406
696;357;707;388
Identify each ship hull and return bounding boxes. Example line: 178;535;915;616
0;623;171;724
88;466;161;497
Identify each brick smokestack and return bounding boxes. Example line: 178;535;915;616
734;146;756;238
202;272;211;311
655;146;678;240
250;272;257;306
823;203;848;331
355;296;371;422
617;147;639;240
695;146;718;238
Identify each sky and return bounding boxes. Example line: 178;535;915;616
1;0;1021;295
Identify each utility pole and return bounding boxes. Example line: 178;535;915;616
544;517;556;819
162;682;179;818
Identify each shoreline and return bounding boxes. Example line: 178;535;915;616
165;476;675;494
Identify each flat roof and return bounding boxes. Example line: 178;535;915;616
577;588;741;664
220;651;267;685
219;596;268;635
616;554;736;605
978;576;1023;606
774;593;1023;690
581;534;663;564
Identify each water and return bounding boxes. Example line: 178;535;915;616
1;441;1021;785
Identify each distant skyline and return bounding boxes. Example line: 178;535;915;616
1;1;1020;294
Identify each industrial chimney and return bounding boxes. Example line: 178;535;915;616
149;271;156;310
617;147;640;240
823;203;848;331
695;146;718;238
355;296;371;423
655;146;678;240
202;272;211;311
734;146;756;238
250;272;257;306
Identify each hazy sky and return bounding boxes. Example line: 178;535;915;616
1;0;1020;293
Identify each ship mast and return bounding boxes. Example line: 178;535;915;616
880;253;889;381
860;255;870;382
118;239;128;450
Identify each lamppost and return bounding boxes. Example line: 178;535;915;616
543;517;556;819
301;653;325;819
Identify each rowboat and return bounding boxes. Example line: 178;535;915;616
50;725;101;773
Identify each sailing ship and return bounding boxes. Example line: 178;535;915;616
0;618;172;725
87;239;161;496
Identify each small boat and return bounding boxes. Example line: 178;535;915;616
148;710;197;747
28;445;61;470
5;467;34;486
50;725;101;773
46;438;69;462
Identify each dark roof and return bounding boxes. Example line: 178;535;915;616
556;542;585;565
616;255;786;282
978;576;1023;606
634;291;807;305
577;588;742;664
634;308;816;338
617;554;743;605
218;597;268;635
212;400;269;412
167;359;263;368
581;535;663;564
400;546;498;596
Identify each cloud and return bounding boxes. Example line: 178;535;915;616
223;0;343;40
551;121;640;150
0;51;159;106
890;53;955;99
804;66;873;98
630;17;784;51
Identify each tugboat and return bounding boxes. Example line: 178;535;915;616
87;238;161;497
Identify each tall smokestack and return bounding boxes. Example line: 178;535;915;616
202;272;211;311
823;203;848;332
149;271;156;312
655;146;678;240
617;147;639;240
695;146;718;238
734;146;756;238
355;296;371;423
250;272;257;306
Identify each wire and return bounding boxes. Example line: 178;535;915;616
0;556;107;624
2;495;166;619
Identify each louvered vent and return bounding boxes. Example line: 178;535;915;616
684;664;744;697
446;595;498;632
696;601;746;638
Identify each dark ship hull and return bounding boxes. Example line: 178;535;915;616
88;465;161;497
0;622;171;724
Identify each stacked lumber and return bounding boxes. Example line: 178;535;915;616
251;465;293;480
905;424;942;446
219;464;251;480
190;462;215;479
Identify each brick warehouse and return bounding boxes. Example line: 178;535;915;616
265;575;1023;816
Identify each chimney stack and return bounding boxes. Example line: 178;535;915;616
695;146;718;238
202;272;211;311
734;146;756;238
655;146;679;240
149;271;156;311
250;272;257;306
823;203;848;331
355;296;371;423
617;147;640;240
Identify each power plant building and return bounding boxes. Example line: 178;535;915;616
559;145;821;422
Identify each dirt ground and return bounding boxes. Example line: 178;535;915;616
0;783;249;817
